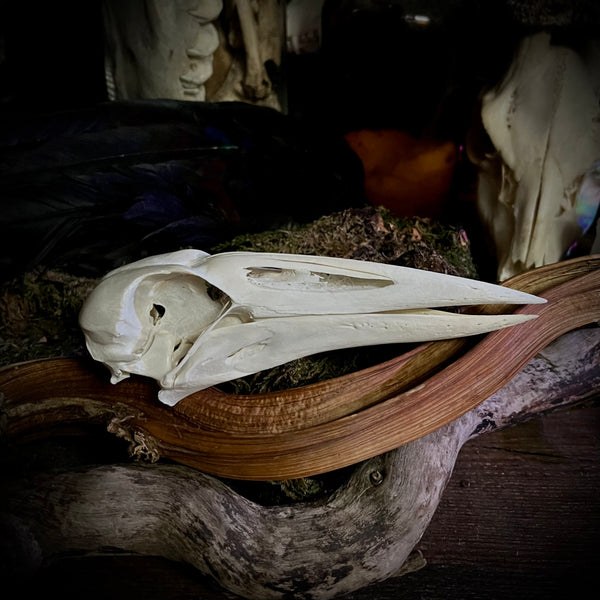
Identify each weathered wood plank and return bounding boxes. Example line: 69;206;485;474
419;405;600;571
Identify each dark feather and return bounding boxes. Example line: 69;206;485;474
0;100;365;279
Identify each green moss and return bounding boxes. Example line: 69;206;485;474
0;269;97;366
213;206;478;278
277;477;324;502
2;206;479;503
214;206;478;395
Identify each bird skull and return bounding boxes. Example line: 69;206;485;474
80;250;545;405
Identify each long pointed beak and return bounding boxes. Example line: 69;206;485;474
194;252;546;317
158;252;546;405
159;308;538;405
82;249;547;406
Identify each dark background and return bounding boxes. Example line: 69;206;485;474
1;1;598;598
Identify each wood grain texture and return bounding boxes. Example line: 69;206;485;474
2;257;598;479
11;405;598;600
2;328;599;599
419;406;600;572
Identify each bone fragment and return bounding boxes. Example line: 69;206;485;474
103;1;222;101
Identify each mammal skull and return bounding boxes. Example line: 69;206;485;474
103;0;223;102
103;0;284;109
471;32;600;281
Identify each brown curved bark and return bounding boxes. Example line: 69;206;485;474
2;258;598;479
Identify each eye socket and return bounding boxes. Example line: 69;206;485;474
150;303;166;325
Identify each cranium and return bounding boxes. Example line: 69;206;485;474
103;0;284;110
103;0;223;102
471;32;600;281
79;250;545;405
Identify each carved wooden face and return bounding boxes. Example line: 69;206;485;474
80;250;544;405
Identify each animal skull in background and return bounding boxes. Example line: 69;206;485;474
103;0;223;102
103;0;284;110
470;32;600;281
79;250;545;405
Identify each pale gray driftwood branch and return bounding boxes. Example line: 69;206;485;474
1;329;599;599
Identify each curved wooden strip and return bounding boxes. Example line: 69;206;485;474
3;257;597;440
3;329;599;600
3;263;598;480
175;341;453;434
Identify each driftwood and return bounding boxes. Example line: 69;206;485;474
1;257;599;598
2;328;598;599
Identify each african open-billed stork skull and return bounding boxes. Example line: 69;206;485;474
79;250;545;406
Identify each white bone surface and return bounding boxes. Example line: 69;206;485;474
80;250;545;405
103;0;284;109
474;33;600;280
103;0;222;101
